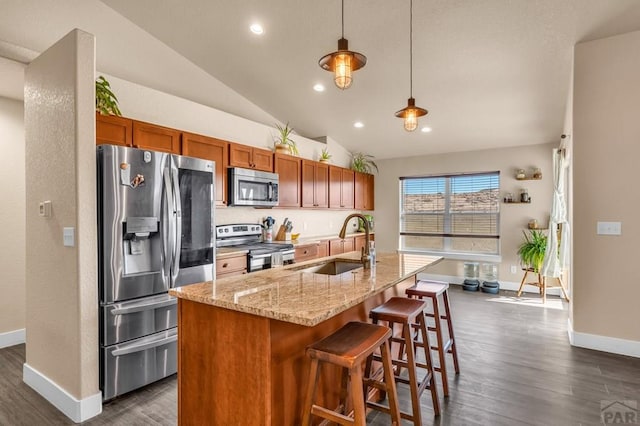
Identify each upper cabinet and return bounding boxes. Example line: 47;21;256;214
229;142;273;172
182;132;228;207
301;160;329;208
132;121;181;154
329;166;355;209
274;153;301;207
96;113;132;147
355;172;375;211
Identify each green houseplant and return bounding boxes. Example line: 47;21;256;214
517;230;547;272
273;122;299;155
350;152;379;174
95;76;122;116
319;148;332;163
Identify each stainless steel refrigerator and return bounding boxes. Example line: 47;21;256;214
97;145;215;401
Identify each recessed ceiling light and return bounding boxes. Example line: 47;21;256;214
313;83;325;92
354;122;364;128
250;24;264;35
421;127;432;133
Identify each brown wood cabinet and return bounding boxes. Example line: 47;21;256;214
329;166;355;209
229;142;273;172
96;113;132;147
132;121;181;154
355;172;375;211
216;254;247;278
318;240;329;258
329;236;356;255
301;160;329;208
182;132;228;206
274;153;302;207
294;243;319;262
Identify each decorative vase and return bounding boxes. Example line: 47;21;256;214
275;144;291;154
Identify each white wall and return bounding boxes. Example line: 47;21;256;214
375;143;555;282
0;97;25;336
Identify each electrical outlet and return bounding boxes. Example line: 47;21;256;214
597;221;622;235
510;265;517;274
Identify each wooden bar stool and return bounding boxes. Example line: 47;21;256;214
406;280;460;397
367;297;440;425
302;321;401;426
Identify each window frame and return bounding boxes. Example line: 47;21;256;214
399;171;501;261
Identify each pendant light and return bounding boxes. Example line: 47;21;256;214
395;0;428;131
318;0;367;90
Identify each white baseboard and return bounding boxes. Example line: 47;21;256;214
23;363;102;423
416;272;562;296
0;328;25;349
567;319;640;358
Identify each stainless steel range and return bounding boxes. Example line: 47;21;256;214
216;224;294;272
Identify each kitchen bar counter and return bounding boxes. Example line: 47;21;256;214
170;251;440;326
170;252;442;425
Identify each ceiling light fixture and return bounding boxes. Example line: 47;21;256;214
250;23;264;35
313;83;326;92
421;126;432;133
354;121;364;128
395;0;428;132
318;0;367;90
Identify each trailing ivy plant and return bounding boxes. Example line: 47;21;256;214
517;230;547;272
96;76;122;116
350;152;379;174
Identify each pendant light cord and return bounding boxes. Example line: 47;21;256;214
341;0;345;38
410;0;413;98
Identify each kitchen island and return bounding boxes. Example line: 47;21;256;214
169;251;442;425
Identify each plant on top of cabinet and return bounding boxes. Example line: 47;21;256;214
319;148;332;163
95;76;121;116
273;122;299;156
350;152;378;174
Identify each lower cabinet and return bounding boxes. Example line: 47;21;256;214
216;254;247;278
318;240;329;258
329;237;356;255
294;243;319;262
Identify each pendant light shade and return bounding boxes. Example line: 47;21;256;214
395;98;428;132
319;0;367;90
395;0;428;131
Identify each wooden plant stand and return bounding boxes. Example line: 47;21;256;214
517;268;570;304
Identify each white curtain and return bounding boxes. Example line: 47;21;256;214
541;144;570;277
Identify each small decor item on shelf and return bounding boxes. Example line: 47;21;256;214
516;169;526;180
532;167;542;179
520;188;530;203
528;219;539;229
504;192;514;203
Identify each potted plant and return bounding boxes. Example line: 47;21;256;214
350;152;379;174
273;122;299;155
319;148;332;163
517;230;547;272
95;76;122;116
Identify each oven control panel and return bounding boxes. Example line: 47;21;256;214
216;224;263;238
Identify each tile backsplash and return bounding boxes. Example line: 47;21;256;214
215;207;365;238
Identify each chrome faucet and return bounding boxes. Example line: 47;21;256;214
339;213;372;269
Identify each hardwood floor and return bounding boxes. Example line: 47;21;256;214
2;287;639;425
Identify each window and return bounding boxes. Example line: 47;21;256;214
400;172;500;255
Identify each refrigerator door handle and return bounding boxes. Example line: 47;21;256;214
162;170;174;281
110;297;177;316
170;165;182;287
111;334;178;357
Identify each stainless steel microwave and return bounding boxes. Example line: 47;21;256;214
228;167;279;207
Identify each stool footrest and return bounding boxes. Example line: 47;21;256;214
311;405;352;425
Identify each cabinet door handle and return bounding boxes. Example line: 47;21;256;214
222;263;228;268
303;250;308;255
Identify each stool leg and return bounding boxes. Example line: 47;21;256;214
349;364;367;426
380;339;402;426
442;290;460;375
403;321;422;426
431;295;449;397
517;270;528;297
302;358;320;426
417;313;440;416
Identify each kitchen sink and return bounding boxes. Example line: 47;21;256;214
303;260;364;275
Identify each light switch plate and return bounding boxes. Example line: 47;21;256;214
63;227;75;247
597;221;622;235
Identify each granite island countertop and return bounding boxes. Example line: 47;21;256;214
170;251;442;326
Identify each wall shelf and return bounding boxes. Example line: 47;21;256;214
515;176;542;181
503;200;531;204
